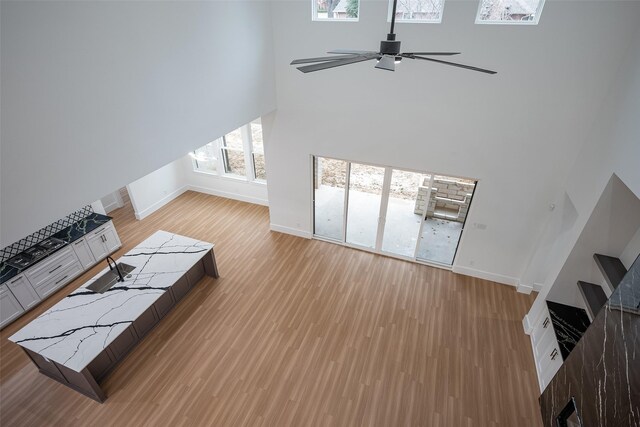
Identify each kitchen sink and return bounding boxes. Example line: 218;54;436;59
87;263;136;293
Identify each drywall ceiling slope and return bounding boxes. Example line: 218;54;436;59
265;0;640;282
0;0;276;246
523;21;640;323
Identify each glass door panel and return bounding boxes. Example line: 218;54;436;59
313;157;347;241
345;163;385;249
416;176;476;265
381;170;431;257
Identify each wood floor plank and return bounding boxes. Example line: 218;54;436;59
0;191;542;426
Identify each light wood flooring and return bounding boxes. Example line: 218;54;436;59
0;191;542;426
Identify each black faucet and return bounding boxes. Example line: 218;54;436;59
106;256;125;282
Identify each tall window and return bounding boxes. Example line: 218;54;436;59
313;0;359;21
250;120;266;181
388;0;445;23
192;118;266;183
220;128;245;177
476;0;545;24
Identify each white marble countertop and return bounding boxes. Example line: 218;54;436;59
9;231;213;372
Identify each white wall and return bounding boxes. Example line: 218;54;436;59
620;227;640;270
127;160;187;220
547;175;640;307
523;21;640;329
266;0;640;284
183;156;269;206
100;190;124;214
0;0;276;246
126;154;269;220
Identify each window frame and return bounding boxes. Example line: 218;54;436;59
191;119;266;184
312;0;360;22
386;0;445;24
474;0;545;25
249;120;267;183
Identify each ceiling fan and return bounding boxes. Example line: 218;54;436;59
290;0;497;74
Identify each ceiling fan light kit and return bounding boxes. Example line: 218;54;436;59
290;0;496;75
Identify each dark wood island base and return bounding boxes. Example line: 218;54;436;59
21;249;219;403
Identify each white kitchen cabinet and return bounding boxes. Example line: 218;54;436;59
87;222;121;261
25;246;84;299
72;237;97;269
530;306;563;391
6;274;40;311
538;339;563;389
1;284;24;328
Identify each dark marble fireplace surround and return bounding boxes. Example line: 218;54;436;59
539;256;640;426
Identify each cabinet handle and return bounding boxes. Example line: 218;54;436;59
55;275;69;285
49;265;63;274
543;317;550;328
550;348;559;360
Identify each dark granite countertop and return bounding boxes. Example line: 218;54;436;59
0;213;112;285
546;300;590;360
540;255;640;426
51;213;112;244
0;263;21;285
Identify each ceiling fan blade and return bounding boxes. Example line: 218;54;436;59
327;49;377;55
375;55;395;72
403;52;461;56
297;54;377;73
408;55;497;74
291;54;361;65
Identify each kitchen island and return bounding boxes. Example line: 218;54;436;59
9;230;218;402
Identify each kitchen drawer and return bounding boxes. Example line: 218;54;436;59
132;305;159;339
534;324;558;360
1;284;24;328
186;261;205;287
72;237;96;270
107;325;138;362
538;339;563;388
531;308;552;346
7;274;40;311
154;290;175;319
171;276;190;302
87;350;116;382
25;247;78;287
34;261;83;299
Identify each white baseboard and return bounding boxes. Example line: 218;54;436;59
134;186;189;220
517;283;534;294
452;265;520;287
103;201;123;214
269;223;312;239
522;313;534;334
533;282;544;292
188;185;268;207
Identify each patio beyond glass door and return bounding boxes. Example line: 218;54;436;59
345;163;385;249
312;156;476;268
416;177;475;265
381;170;431;258
313;157;348;241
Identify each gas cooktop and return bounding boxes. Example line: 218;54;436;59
6;237;67;270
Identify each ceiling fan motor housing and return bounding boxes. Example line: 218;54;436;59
380;34;401;55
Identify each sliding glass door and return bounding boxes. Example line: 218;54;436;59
345;163;385;249
312;156;475;268
381;170;431;258
313;157;347;241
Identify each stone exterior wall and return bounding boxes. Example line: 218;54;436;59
414;177;475;223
